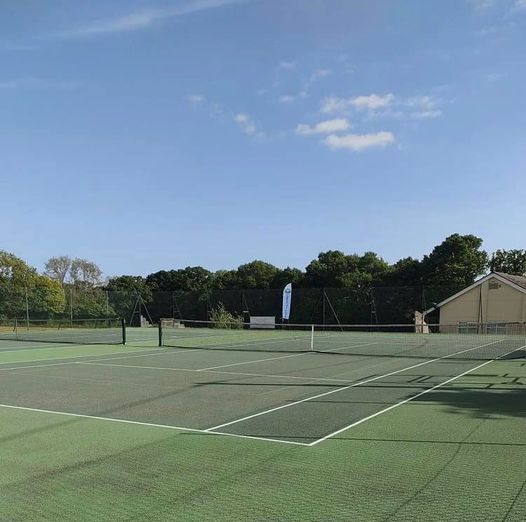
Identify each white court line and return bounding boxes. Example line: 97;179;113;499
205;338;506;432
0;403;308;447
0;348;166;367
77;361;353;383
308;343;526;446
0;361;79;372
198;352;311;371
198;341;379;371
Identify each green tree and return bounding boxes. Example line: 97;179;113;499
106;275;153;300
211;270;238;290
305;250;389;288
0;250;37;286
29;276;66;314
489;249;526;276
0;251;65;317
233;260;279;289
304;250;350;287
382;257;422;286
271;267;304;289
146;267;213;292
420;234;488;287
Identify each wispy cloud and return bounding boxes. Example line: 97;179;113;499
468;0;526;12
187;94;206;105
296;118;351;136
235;113;257;135
321;93;394;114
405;96;442;119
301;68;332;95
325;132;395;152
57;0;249;38
278;95;296;104
468;0;496;9
278;61;296;71
485;72;505;81
0;77;79;91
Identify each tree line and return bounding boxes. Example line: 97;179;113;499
1;234;525;322
105;234;526;296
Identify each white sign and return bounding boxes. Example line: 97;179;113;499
282;283;292;320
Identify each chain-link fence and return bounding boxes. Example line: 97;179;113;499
0;284;465;326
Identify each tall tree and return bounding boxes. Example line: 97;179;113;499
420;234;488;287
304;250;350;287
382;257;422;286
146;267;213;292
489;249;526;276
0;250;37;285
304;250;389;288
0;251;65;316
233;260;279;289
106;275;153;301
70;258;102;287
44;256;72;286
271;267;304;289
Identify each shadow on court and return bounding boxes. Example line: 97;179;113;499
413;386;526;419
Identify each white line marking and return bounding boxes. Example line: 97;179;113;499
0;361;78;372
0;403;308;446
308;343;526;446
77;361;353;383
198;352;310;371
0;344;78;354
81;349;192;364
204;339;506;432
0;348;166;366
197;341;379;371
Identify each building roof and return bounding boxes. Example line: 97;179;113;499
494;272;526;291
424;272;526;314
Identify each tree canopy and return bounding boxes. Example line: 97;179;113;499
489;249;526;276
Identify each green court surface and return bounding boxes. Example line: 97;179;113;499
0;329;525;521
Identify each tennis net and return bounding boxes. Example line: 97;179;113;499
159;319;526;361
0;318;126;345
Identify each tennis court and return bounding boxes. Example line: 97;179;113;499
1;324;525;520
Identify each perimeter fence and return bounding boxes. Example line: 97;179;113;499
0;284;465;326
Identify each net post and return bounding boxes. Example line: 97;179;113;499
158;321;163;347
310;324;314;351
121;318;126;345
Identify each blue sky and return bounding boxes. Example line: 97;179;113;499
1;0;525;277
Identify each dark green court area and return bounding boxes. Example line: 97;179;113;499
0;333;525;520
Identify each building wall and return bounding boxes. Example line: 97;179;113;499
439;277;526;328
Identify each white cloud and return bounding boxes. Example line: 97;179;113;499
324;132;395;152
468;0;496;9
513;0;526;9
296;118;351;136
278;95;295;104
485;72;505;81
411;110;442;119
321;94;394;114
187;94;206;104
350;94;395;111
58;0;249;38
278;61;296;70
235;113;257;135
301;68;332;94
405;95;442;119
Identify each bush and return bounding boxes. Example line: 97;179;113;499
209;303;243;329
